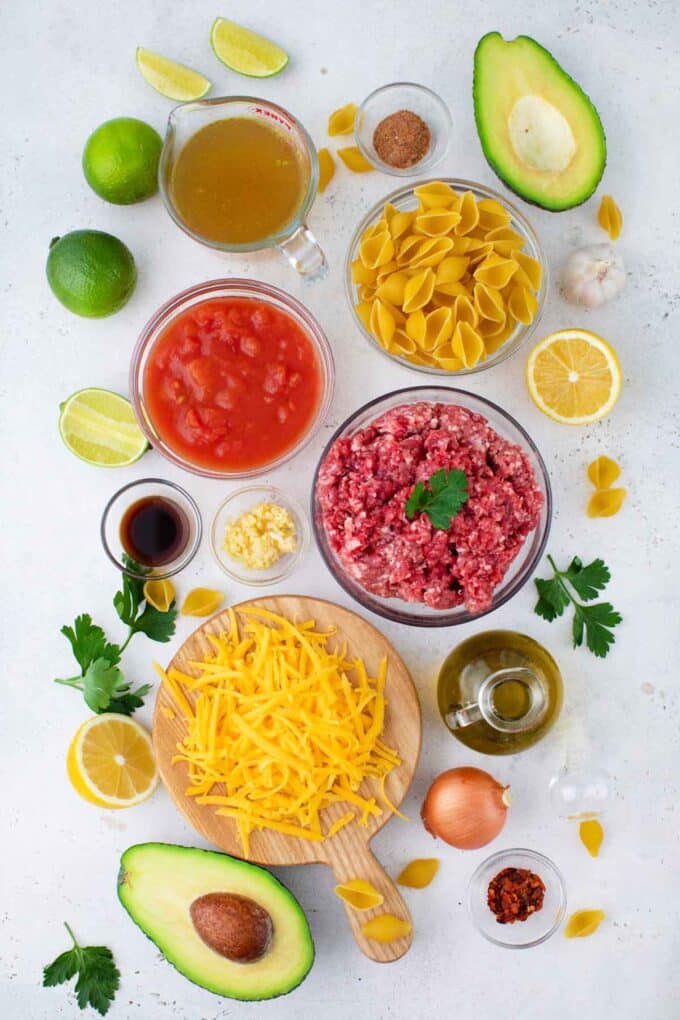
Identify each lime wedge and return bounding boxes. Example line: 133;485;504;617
210;17;289;78
136;47;212;101
59;388;149;467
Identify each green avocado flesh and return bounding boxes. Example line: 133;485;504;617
118;843;314;1001
473;32;606;210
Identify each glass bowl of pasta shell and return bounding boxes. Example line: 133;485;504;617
344;179;547;376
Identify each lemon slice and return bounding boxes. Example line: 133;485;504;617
67;714;159;809
136;47;211;101
59;388;149;466
526;328;622;425
210;17;289;77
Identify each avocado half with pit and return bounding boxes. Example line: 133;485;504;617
118;843;314;1001
473;32;606;210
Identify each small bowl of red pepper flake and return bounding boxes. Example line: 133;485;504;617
467;848;566;948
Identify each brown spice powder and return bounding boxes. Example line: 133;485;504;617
487;867;546;924
372;110;431;169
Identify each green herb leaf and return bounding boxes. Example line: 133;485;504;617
81;659;125;714
43;923;120;1017
563;557;610;602
61;614;121;671
404;469;469;530
107;683;152;717
582;602;623;658
534;577;570;620
533;555;621;659
131;602;177;643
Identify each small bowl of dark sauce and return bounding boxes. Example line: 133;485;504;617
101;478;202;580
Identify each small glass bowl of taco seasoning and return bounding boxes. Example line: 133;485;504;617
467;848;566;948
210;484;309;585
101;478;202;580
354;82;451;176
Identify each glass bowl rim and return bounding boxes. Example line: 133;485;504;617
344;177;548;377
354;81;452;176
311;384;552;628
210;483;310;585
100;476;203;581
129;277;335;480
466;847;567;949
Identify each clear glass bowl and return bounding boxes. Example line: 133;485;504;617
129;279;335;479
210;484;309;586
345;178;547;377
100;478;202;581
467;848;567;949
354;83;451;176
311;386;552;628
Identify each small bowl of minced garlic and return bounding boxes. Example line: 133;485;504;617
211;485;309;585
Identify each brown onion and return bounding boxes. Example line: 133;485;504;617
421;766;510;850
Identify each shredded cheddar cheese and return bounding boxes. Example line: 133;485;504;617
156;608;403;855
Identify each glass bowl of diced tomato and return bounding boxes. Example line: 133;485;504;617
130;279;335;479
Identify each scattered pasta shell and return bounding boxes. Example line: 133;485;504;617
579;819;604;858
317;147;335;193
361;913;412;943
181;588;224;617
337;145;373;173
598;194;623;240
328;102;357;136
587;455;621;490
452;321;485;368
143;578;175;613
402;268;435;313
587;488;627;518
334;879;384;911
397;858;439;889
564;909;605;939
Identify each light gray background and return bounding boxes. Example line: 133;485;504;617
2;1;678;1017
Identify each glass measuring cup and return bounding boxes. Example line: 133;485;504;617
159;97;328;281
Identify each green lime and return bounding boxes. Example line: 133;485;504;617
210;17;289;78
136;47;212;101
46;230;137;317
59;388;149;467
82;117;162;204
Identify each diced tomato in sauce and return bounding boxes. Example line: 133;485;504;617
144;297;322;471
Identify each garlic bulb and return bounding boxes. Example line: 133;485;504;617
561;244;625;308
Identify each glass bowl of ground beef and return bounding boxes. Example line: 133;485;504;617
312;386;551;627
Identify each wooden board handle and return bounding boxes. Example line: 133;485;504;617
328;844;413;963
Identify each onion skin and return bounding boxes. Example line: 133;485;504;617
421;767;510;850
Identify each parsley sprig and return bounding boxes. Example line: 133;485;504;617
54;556;176;715
534;555;622;658
405;469;469;530
43;922;120;1016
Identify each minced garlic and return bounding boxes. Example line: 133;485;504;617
223;502;297;570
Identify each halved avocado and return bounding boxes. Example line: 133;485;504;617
473;32;606;210
118;843;314;1001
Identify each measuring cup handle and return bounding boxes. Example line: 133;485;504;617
278;224;329;281
446;701;483;730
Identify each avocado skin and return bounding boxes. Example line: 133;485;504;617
117;842;315;1002
473;31;607;211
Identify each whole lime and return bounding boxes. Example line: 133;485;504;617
46;230;137;317
82;117;162;204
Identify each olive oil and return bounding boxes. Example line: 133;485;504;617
170;117;308;244
437;631;563;755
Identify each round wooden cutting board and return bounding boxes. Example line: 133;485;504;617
153;594;422;963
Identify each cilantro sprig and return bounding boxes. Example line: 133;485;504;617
405;469;469;530
54;557;176;715
534;554;622;658
43;922;120;1016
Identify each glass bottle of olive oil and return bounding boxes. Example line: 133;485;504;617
437;631;563;755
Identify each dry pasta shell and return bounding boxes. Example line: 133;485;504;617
357;283;376;302
587;455;621;490
431;341;464;372
455;190;481;235
328;102;358;136
408;350;438;367
414;206;462;237
488;239;524;258
436;256;469;286
598;194;623;240
363;218;389;239
334;879;384;911
423;307;453;350
587;488;627;518
181;588;224;617
478;313;508;338
337;145;373;172
143;578;175;613
484;224;526;248
452;321;485;368
402;268;435;313
359;231;394;270
466;242;495;267
361;914;412;943
375;259;400;283
318;147;335;193
397;858;440;889
369;299;397;347
473;282;506;323
410;236;454;269
512;250;542;291
433;281;468;300
351;259;377;286
355;301;372;330
406;309;427;344
376;270;409;306
387;329;418;356
476;197;512;230
396;233;424;266
483;320;516;353
414;181;457;209
449;236;476;255
474;253;518;289
508;285;538;325
453;294;479;328
387;210;415;240
564;910;605;939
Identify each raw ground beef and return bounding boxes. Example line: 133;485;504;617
316;402;544;613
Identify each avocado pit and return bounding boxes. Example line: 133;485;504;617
508;95;576;173
190;892;273;963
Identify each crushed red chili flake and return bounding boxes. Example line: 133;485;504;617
487;867;546;924
372;110;431;169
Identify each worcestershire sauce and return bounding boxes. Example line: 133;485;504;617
120;496;189;567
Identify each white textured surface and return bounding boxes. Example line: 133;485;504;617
2;1;679;1017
